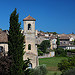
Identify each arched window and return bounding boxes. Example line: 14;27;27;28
0;46;3;52
28;63;32;68
28;24;31;30
28;44;31;50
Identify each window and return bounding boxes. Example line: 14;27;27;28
60;42;62;44
28;44;31;50
28;24;31;30
28;63;32;68
0;46;3;52
64;42;65;44
0;47;1;52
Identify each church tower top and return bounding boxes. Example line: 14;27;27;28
23;15;36;21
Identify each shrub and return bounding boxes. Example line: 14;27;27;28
67;49;75;53
58;56;75;74
30;64;47;75
55;48;67;57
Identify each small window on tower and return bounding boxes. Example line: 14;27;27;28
28;44;31;50
28;24;31;30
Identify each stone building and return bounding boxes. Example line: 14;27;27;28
50;35;57;49
23;15;38;68
0;30;8;57
35;31;50;45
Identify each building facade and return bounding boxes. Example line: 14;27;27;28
0;30;8;57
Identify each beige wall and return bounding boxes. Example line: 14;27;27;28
24;21;35;34
23;20;38;68
23;53;38;68
0;43;8;55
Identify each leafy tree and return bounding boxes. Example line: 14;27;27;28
55;48;67;57
58;56;75;74
40;30;44;33
53;32;57;35
8;8;24;75
72;32;74;34
40;40;50;53
30;64;47;75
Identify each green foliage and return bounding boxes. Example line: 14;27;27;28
23;58;31;75
8;8;24;75
58;59;70;71
46;32;57;35
38;49;43;56
46;48;50;54
23;58;30;71
30;64;47;75
54;72;57;75
40;30;44;33
55;48;67;57
63;68;75;75
73;39;75;45
56;37;60;49
58;56;75;74
67;49;75;53
53;32;57;35
40;40;50;53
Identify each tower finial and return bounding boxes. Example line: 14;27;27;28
29;14;30;16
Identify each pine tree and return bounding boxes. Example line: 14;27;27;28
8;8;24;75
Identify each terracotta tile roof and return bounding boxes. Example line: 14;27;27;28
59;36;69;39
0;30;8;43
23;15;36;21
58;34;70;39
50;35;57;39
58;34;70;37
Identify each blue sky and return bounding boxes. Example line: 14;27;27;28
0;0;75;34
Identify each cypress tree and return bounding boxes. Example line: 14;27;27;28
8;8;24;75
56;36;60;49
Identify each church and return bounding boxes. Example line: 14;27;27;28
0;15;39;68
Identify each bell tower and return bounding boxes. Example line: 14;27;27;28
23;15;38;68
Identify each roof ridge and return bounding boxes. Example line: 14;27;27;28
23;15;36;21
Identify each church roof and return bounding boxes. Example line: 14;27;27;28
23;15;36;21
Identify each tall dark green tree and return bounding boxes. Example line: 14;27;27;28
8;8;24;75
56;36;60;49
